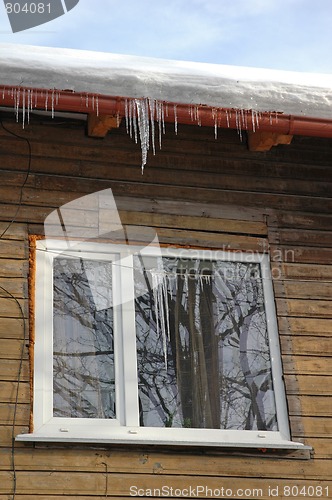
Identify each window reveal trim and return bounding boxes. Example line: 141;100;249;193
17;238;306;449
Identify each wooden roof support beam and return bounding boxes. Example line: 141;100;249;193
88;113;121;137
248;131;293;152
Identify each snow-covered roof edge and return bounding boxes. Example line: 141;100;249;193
1;44;332;120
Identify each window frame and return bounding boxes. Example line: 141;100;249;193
17;238;306;449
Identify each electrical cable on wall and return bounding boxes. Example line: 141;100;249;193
0;117;32;239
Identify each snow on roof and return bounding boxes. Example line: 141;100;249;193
1;43;332;120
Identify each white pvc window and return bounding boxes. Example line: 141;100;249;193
18;239;305;449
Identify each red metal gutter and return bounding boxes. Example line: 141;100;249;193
1;86;332;138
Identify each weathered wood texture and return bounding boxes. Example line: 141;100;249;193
0;115;331;498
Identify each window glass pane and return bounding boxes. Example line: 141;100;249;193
134;256;277;431
53;257;115;419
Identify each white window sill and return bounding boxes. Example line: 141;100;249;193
16;429;309;450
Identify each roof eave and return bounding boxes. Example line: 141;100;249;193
1;85;332;139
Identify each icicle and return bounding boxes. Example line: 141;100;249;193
251;109;256;133
30;89;34;112
235;110;242;141
135;98;150;172
130;99;135;140
255;110;260;129
226;109;230;128
212;108;218;139
151;268;169;369
156;100;163;150
161;101;165;135
51;90;55;119
189;105;194;122
15;88;20;123
27;89;31;125
158;280;167;367
13;89;16;122
184;269;189;294
196;106;201;126
173;104;178;135
45;90;49;112
238;118;243;141
124;96;164;168
199;273;204;290
241;108;245;129
85;93;89;108
124;99;129;134
162;274;170;342
132;100;138;144
149;98;156;155
22;88;26;129
128;99;133;139
204;273;211;284
152;271;160;337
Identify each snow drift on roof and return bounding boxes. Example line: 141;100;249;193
0;43;332;119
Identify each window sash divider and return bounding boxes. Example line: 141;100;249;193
119;253;140;427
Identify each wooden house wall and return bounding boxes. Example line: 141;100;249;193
0;113;331;498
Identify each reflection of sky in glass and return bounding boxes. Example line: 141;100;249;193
53;258;115;419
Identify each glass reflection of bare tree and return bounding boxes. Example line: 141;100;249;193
135;257;277;431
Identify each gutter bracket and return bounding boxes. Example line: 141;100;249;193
87;113;121;138
247;131;293;152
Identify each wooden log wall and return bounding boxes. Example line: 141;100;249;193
0;112;331;498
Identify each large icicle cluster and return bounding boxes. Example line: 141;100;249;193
125;98;167;172
150;267;171;369
148;265;217;371
123;97;269;170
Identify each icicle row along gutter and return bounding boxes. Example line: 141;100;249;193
1;85;332;168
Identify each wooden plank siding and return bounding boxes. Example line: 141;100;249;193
0;113;331;498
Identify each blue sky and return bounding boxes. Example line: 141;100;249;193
0;0;331;73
